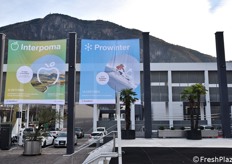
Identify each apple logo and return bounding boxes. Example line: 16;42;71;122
11;41;19;51
30;55;65;93
37;62;60;88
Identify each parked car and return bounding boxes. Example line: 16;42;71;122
41;132;54;147
22;127;36;144
54;131;77;148
74;127;84;138
96;127;107;135
23;127;35;135
49;130;60;138
88;131;105;144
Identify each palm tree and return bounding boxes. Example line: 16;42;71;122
120;88;138;130
181;83;207;130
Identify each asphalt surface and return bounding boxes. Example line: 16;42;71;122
110;147;232;164
0;117;94;164
0;137;94;164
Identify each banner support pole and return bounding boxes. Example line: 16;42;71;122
143;32;152;138
215;32;231;138
66;32;77;154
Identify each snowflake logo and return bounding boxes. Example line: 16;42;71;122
85;43;92;51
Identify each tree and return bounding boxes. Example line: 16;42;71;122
181;83;207;130
120;88;138;130
26;106;63;141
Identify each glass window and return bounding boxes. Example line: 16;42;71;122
227;71;232;84
209;88;219;102
229;88;232;102
209;71;218;84
172;87;185;101
151;71;168;83
172;71;204;83
151;86;168;101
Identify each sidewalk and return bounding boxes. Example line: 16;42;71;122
117;138;232;148
110;138;232;164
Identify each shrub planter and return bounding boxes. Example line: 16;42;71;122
186;130;202;140
158;130;185;138
201;130;219;138
121;130;135;139
23;140;42;156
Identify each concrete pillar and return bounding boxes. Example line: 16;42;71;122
59;105;64;129
18;104;23;146
168;70;173;128
93;104;98;131
204;70;212;126
55;105;64;130
26;105;30;128
130;103;135;130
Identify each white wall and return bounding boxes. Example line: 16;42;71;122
171;102;184;120
151;102;168;120
151;102;184;121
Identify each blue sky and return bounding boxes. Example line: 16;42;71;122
209;0;223;12
0;0;231;61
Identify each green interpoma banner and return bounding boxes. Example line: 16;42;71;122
4;39;67;105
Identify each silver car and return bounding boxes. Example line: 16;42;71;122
74;127;84;138
54;131;77;147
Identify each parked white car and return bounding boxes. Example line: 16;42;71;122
54;131;77;147
41;132;54;147
88;131;105;144
49;130;60;138
96;127;107;135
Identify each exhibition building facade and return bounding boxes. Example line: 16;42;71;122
1;62;232;128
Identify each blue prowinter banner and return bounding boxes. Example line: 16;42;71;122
79;39;140;104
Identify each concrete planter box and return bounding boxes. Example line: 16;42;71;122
201;130;219;138
158;130;185;138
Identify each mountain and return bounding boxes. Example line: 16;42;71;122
0;13;216;63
